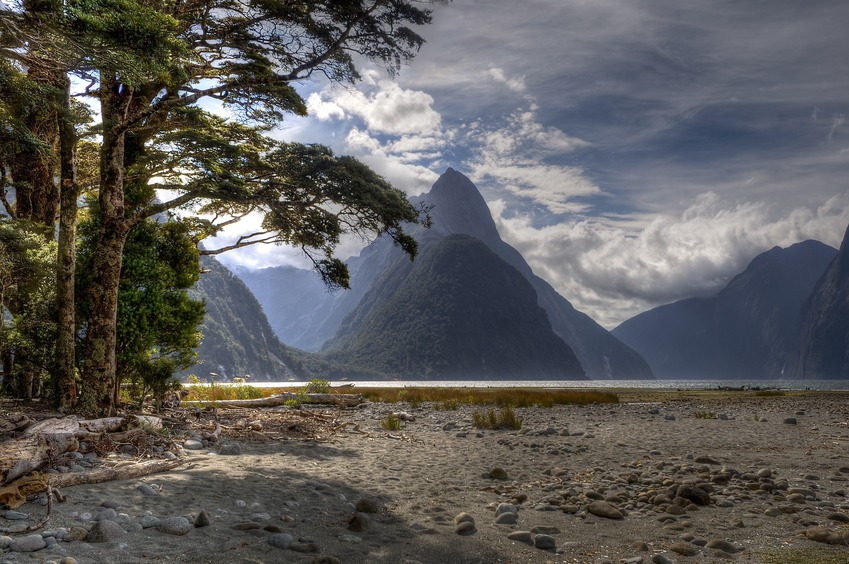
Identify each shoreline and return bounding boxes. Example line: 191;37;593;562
2;392;849;563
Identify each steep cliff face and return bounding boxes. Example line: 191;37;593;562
793;223;849;379
613;240;837;379
324;234;586;380
187;257;303;381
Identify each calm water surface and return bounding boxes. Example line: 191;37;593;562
237;379;849;391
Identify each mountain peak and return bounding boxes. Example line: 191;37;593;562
426;168;500;245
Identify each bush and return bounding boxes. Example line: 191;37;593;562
305;378;331;394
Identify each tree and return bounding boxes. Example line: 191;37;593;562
1;0;433;417
72;0;432;417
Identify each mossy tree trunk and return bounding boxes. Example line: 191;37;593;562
78;74;131;418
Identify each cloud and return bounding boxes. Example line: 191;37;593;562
308;80;442;136
462;106;597;214
487;67;526;93
493;191;849;329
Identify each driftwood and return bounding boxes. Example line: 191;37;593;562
49;457;185;489
184;392;364;409
0;414;165;488
0;433;79;485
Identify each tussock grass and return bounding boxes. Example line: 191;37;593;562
381;413;402;431
356;387;618;407
753;390;787;397
472;407;522;430
182;384;618;407
183;383;264;402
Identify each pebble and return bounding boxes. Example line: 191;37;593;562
194;509;211;527
652;554;675;564
705;539;740;554
805;526;845;545
669;541;698;556
587;500;624;520
495;512;518;524
8;534;46;553
155;516;193;536
86;519;126;543
268;533;293;549
455;520;477;535
1;510;28;520
137;484;160;497
489;467;508;480
183;439;204;450
533;534;557;550
348;512;370;532
507;530;533;543
495;502;518;516
530;525;561;535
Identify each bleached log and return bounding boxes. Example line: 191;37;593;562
0;433;79;485
49;457;185;488
21;416;80;437
184;392;364;408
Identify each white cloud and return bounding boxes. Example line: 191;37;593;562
493;191;849;329
487;67;526;93
309;80;442;136
463;106;597;214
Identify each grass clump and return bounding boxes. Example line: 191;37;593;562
183;379;264;402
381;413;402;431
693;411;717;419
753;390;786;397
472;407;522;430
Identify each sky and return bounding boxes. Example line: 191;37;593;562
215;0;849;329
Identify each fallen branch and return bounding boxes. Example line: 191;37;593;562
184;393;364;409
49;457;185;489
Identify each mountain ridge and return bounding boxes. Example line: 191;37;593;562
612;240;838;379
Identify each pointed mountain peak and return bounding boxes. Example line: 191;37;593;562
424;169;501;245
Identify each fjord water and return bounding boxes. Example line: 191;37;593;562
244;379;849;391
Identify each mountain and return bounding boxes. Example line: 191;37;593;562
792;223;849;378
239;168;653;380
612;240;837;379
323;234;586;379
186;257;305;381
421;169;653;379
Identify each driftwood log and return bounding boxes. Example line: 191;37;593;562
183;392;364;409
0;414;167;488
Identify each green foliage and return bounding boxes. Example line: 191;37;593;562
76;210;205;405
381;413;402;431
2;0;435;414
693;411;718;419
305;378;331;394
0;220;58;396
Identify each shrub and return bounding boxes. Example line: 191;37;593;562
305;378;331;394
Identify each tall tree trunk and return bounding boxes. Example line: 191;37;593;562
55;75;78;410
78;75;131;418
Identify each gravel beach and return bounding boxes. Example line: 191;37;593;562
2;391;848;563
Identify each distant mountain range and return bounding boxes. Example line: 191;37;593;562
613;237;844;379
235;168;653;380
190;168;849;381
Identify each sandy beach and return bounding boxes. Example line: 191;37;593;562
2;391;849;563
